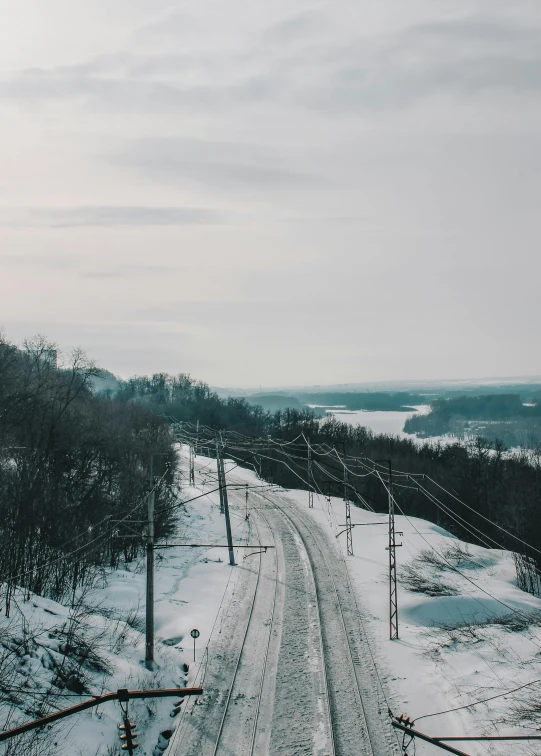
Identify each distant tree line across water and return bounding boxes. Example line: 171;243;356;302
284;392;422;412
232;385;541;415
404;394;541;448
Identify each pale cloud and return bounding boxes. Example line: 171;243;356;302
1;0;540;385
108;138;325;190
3;12;541;115
0;206;224;228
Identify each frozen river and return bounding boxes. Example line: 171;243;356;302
323;405;431;439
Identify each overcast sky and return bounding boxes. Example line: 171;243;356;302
1;0;540;387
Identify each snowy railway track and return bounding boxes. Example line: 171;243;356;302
169;480;276;755
174;454;391;755
262;502;336;756
192;478;337;756
210;508;280;756
262;492;394;756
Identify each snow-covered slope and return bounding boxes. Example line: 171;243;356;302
301;495;541;754
3;446;541;755
0;457;251;755
214;454;541;755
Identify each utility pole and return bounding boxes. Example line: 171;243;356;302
307;437;314;508
216;438;225;514
216;438;235;566
388;460;399;640
146;455;155;668
189;445;195;486
245;483;249;520
267;434;272;483
343;450;353;556
195;419;199;457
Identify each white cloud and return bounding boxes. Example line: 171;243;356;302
0;0;540;384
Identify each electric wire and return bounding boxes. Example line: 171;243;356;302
427;476;541;557
414;677;541;724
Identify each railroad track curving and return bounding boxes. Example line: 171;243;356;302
256;489;395;756
210;506;279;756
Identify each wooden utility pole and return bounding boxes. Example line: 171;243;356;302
216;438;225;514
189;445;195;486
216;438;235;566
146;455;155;668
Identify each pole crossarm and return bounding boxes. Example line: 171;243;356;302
392;721;470;756
438;735;541;742
335;523;386;539
154;543;275;549
392;718;541;755
0;688;203;742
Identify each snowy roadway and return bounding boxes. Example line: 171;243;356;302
170;456;396;755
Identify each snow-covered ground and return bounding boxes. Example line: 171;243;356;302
0;457;252;755
3;446;541;755
212;455;541;755
301;493;541;755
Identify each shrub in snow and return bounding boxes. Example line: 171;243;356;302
399;550;459;596
399;564;459;596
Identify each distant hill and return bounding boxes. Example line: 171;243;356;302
215;377;541;398
294;391;422;412
244;394;302;412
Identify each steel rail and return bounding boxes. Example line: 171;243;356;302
257;495;338;756
247;507;279;756
210;504;277;756
270;495;377;756
282;504;337;755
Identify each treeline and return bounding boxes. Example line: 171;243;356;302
115;373;269;434
120;374;541;595
404;394;541;447
293;391;423;412
0;336;177;615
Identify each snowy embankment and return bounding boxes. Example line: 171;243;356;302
298;492;541;755
218;454;541;755
3;446;541;755
0;451;250;755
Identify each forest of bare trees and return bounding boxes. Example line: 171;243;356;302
0;334;177;617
